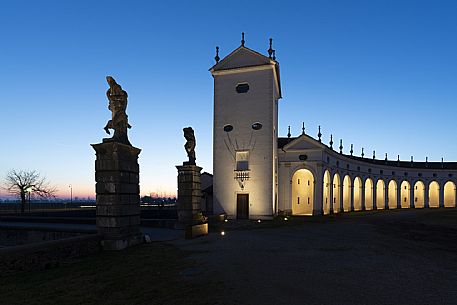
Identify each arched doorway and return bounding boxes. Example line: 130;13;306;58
323;170;331;215
364;178;374;210
333;173;341;213
292;169;314;215
400;181;410;208
353;177;362;211
388;180;398;209
376;179;385;209
413;181;425;208
343;175;352;212
444;181;456;208
429;181;439;208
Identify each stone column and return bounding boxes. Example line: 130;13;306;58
424;183;430;208
176;164;202;228
439;183;445;208
92;142;142;250
384;185;389;210
339;183;344;213
373;182;377;210
361;182;366;211
409;185;415;209
397;183;402;209
350;184;354;212
329;179;334;214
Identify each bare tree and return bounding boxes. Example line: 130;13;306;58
3;169;57;213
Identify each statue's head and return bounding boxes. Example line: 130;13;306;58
106;76;115;85
183;127;194;140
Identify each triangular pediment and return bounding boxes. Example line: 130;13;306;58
211;46;273;71
282;134;326;151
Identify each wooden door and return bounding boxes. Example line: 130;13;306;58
237;194;249;219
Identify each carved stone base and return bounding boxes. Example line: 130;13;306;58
176;164;202;228
92;142;142;250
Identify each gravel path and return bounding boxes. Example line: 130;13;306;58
171;209;457;305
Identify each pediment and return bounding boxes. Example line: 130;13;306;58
282;134;325;151
211;46;272;71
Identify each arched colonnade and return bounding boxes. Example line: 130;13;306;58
294;168;457;215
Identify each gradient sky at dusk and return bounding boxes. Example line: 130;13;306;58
1;0;456;199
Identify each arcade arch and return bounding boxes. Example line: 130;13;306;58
333;173;341;213
364;178;374;210
429;181;440;208
323;170;331;215
353;177;362;211
388;180;398;209
292;169;315;215
413;181;425;208
376;179;385;209
400;181;411;209
444;181;456;208
343;175;352;212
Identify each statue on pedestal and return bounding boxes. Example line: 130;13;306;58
183;127;196;165
103;76;132;145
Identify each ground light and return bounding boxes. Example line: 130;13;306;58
284;217;288;221
224;219;228;222
221;231;225;236
257;219;261;223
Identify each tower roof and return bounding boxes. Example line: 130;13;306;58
210;45;282;98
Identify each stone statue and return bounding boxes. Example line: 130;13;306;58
183;127;196;165
103;76;132;145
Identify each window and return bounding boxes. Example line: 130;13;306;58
236;83;249;93
236;151;249;171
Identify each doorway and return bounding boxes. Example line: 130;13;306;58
237;194;249;219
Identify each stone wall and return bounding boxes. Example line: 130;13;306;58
0;234;102;273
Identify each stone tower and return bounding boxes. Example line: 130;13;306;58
210;37;282;219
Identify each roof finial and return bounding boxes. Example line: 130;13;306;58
318;125;322;142
385;153;388;161
330;134;333;149
268;38;273;59
397;155;400;162
361;147;365;158
272;50;276;60
373;150;376;159
339;139;343;154
287;126;291;138
215;46;220;63
301;122;305;135
411;156;413;162
350;144;353;156
241;32;245;47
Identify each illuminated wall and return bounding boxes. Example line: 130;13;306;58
429;181;440;208
343;175;352;212
323;170;331;215
388;180;398;209
365;178;374;210
400;181;411;208
291;169;314;215
444;181;456;207
414;181;425;208
353;177;362;211
333;173;341;213
376;179;386;210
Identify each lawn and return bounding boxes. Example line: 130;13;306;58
0;243;219;305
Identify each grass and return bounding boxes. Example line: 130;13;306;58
0;243;220;305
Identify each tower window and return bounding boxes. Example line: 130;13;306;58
236;151;249;171
223;124;233;132
236;83;249;93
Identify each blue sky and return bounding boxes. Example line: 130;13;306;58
1;0;456;198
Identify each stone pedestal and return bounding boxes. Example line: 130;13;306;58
92;142;142;250
176;164;202;229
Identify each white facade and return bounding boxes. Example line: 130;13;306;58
210;46;280;220
211;42;457;219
